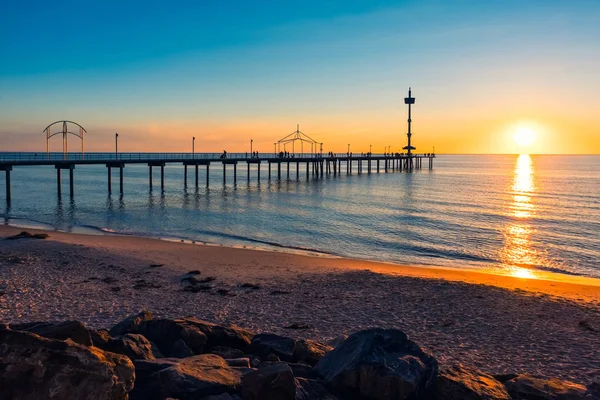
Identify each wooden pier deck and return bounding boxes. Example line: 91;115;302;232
0;152;435;202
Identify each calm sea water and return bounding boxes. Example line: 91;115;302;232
1;155;599;278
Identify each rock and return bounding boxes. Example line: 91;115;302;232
314;328;438;400
587;382;600;399
210;346;245;359
0;329;134;400
109;310;154;336
102;277;119;284
295;378;339;400
249;333;296;361
266;353;281;362
4;231;48;240
240;283;261;290
96;333;158;361
170;338;195;358
326;334;347;348
284;323;313;330
504;374;591;400
242;362;296;400
181;317;254;351
149;263;164;268
187;270;201;275
184;283;214;292
493;373;519;383
293;339;332;366
433;364;510;400
137;319;208;356
225;358;251;368
133;279;163;289
9;320;93;346
90;328;111;346
287;362;322;380
131;354;242;400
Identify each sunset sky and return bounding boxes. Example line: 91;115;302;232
1;0;598;154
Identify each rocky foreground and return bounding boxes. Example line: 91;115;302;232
0;311;597;400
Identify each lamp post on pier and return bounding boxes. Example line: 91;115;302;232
192;137;195;157
251;139;253;155
115;133;119;159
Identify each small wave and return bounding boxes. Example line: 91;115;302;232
184;229;334;256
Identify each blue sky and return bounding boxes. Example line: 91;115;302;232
1;0;599;153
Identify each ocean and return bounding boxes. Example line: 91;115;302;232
1;154;599;278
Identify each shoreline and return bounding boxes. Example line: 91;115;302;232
1;223;600;303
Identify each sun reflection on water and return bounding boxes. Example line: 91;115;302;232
501;154;540;279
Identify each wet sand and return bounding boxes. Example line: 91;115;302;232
1;225;599;385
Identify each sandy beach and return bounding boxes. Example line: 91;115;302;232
1;224;599;386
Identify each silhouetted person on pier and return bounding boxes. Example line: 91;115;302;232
220;151;227;159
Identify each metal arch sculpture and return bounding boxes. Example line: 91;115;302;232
277;125;321;155
44;120;86;160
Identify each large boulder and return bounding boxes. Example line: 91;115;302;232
433;364;510;400
8;320;93;346
131;354;242;400
210;346;245;359
99;333;158;360
295;378;339;400
293;339;333;366
136;318;208;356
315;328;438;400
504;374;592;400
241;362;296;400
248;333;296;362
182;317;255;351
109;310;154;336
0;329;134;400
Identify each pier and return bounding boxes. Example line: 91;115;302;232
0;152;435;202
0;88;435;203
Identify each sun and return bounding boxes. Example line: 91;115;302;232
513;127;536;147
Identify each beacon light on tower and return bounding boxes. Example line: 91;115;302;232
403;88;416;158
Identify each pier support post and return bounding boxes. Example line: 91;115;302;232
287;162;290;179
306;162;309;179
184;165;187;187
296;162;299;179
56;168;62;196
257;163;260;181
108;167;112;194
119;167;124;194
206;164;209;187
277;163;281;180
195;165;199;188
69;167;74;197
223;163;226;185
268;162;271;180
3;167;12;202
234;163;237;185
247;163;250;182
149;166;153;190
160;165;165;191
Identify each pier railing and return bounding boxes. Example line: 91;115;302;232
0;152;421;162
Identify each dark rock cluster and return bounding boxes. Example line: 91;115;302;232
0;311;596;400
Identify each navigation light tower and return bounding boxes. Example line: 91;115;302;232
403;87;416;157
